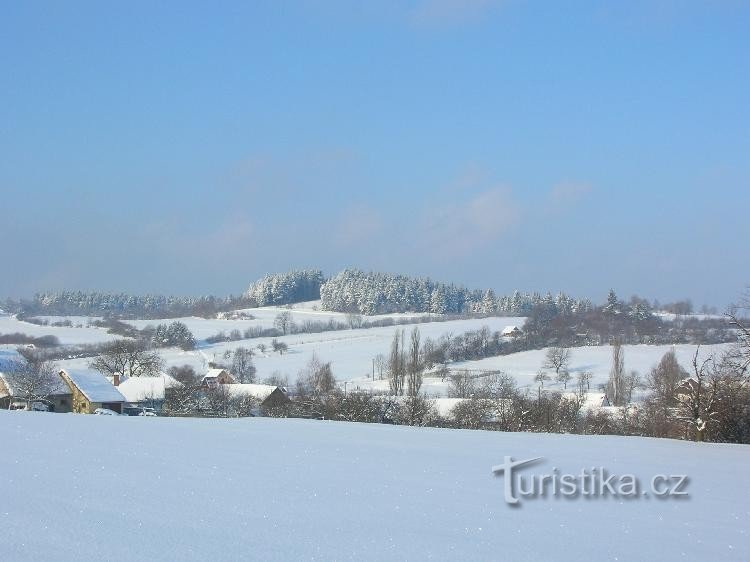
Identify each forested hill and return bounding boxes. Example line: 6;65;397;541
1;268;614;319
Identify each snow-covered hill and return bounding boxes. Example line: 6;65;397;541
2;411;748;561
0;315;118;345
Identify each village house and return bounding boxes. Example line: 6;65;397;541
60;368;126;414
227;383;290;411
501;325;523;338
0;371;72;412
201;368;236;389
115;373;181;411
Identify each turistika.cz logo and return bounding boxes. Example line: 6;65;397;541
492;456;689;506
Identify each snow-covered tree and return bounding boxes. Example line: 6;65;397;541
246;270;324;306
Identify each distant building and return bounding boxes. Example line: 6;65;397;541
201;368;236;389
501;325;523;338
116;373;181;410
227;383;290;410
59;369;126;414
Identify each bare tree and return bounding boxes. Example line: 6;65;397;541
374;354;386;380
271;339;288;355
263;371;289;387
89;340;164;379
676;348;720;441
167;364;199;386
534;370;550;388
577;371;593;392
388;330;405;396
274;312;293;335
476;371;516;399
448;371;475;398
727;291;750;372
231;347;257;383
395;394;436;427
346;313;364;329
164;365;200;414
406;327;423;398
543;347;571;379
206;384;233;417
624;370;640;403
297;353;335;396
450;398;497;429
4;352;61;408
556;369;572;389
646;350;685;411
606;340;627;406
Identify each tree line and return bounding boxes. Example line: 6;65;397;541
319;268;593;316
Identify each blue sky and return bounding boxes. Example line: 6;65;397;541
1;1;748;306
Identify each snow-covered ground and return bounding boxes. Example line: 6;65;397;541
341;343;735;397
0;315;117;345
2;304;736;401
2;411;748;561
106;313;524;385
124;300;444;339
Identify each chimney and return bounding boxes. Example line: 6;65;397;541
113;374;120;386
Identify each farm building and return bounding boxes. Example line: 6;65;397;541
201;369;236;389
501;325;523;338
227;384;290;410
116;373;181;409
59;369;126;414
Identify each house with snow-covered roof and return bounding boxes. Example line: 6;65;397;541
501;325;523;338
60;368;126;414
227;383;289;410
115;373;181;409
201;368;236;389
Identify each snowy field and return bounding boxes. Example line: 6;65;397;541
340;343;735;397
124;300;444;339
4;303;734;397
101;311;524;385
2;411;748;561
0;315;117;345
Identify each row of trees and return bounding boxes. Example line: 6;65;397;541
522;289;734;348
6;291;252;319
320;269;593;316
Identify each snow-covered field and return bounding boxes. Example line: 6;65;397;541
110;310;524;385
4;303;735;398
2;411;748;561
0;315;117;345
340;343;735;397
124;300;444;339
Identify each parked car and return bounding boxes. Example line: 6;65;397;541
9;400;51;412
123;406;157;417
93;408;120;416
30;400;51;412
